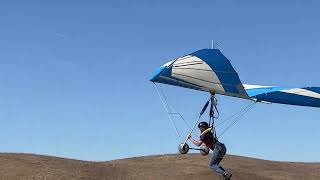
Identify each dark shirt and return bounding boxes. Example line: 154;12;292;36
200;130;217;150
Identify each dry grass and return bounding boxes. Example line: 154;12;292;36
0;153;319;180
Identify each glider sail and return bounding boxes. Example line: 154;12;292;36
244;85;320;108
150;49;249;99
151;48;320;108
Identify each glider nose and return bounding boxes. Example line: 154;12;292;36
150;66;165;82
150;60;174;82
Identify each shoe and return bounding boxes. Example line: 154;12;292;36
223;172;232;180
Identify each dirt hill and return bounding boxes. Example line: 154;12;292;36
0;153;319;180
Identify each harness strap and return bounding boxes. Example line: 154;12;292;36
201;128;212;136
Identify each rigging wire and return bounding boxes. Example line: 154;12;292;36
154;83;181;140
183;97;211;145
159;85;191;129
154;82;257;141
215;101;255;128
217;101;256;138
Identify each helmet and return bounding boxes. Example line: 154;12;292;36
198;121;209;130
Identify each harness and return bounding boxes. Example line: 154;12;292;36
201;127;224;148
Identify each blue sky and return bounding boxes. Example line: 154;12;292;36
0;0;319;162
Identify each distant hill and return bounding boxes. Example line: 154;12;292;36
0;153;319;180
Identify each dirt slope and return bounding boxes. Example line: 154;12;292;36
0;153;319;180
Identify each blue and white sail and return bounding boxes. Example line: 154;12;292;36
244;85;320;108
150;48;320;108
150;49;249;99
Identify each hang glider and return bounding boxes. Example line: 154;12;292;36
150;49;320;108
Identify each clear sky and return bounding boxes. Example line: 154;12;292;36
0;0;319;162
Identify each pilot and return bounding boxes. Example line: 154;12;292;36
188;121;232;180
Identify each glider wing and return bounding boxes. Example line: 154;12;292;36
150;49;320;108
244;85;320;108
150;49;249;99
